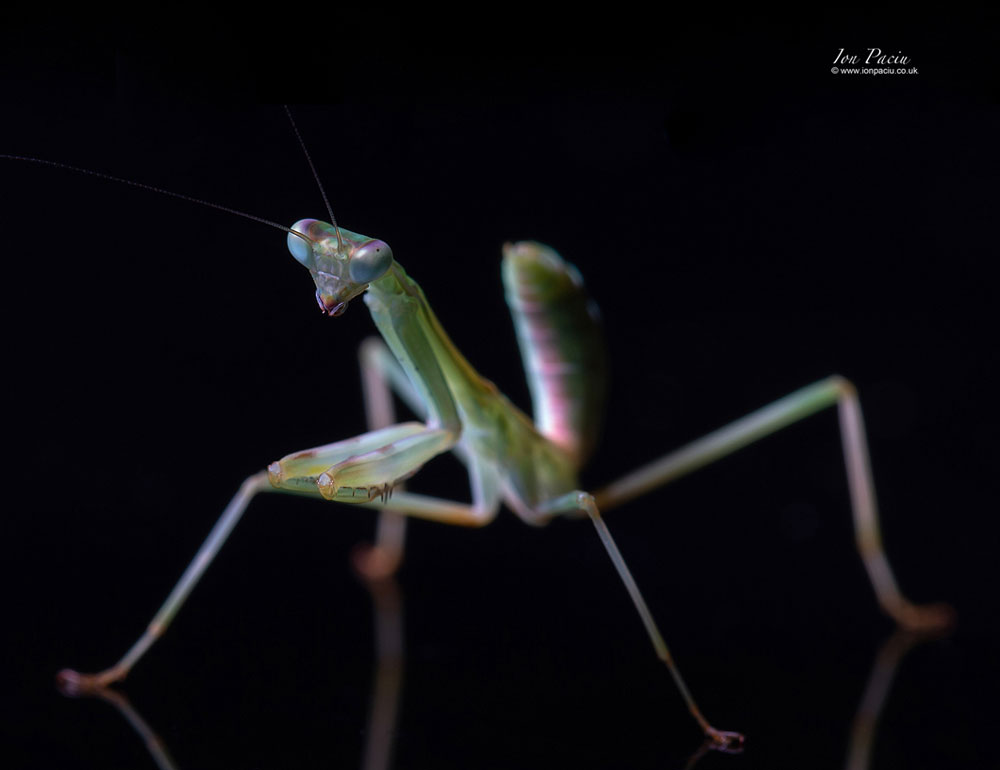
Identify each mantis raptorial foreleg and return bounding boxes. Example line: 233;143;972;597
360;337;474;468
268;423;453;501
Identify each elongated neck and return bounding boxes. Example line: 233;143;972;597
368;261;421;302
364;260;483;391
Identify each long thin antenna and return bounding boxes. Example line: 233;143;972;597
283;105;344;252
0;154;299;237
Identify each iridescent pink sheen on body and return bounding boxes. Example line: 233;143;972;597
501;242;607;468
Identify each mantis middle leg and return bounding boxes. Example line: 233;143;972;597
58;470;275;693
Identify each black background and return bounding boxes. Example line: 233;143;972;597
3;15;998;770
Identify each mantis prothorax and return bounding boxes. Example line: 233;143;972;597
8;116;953;752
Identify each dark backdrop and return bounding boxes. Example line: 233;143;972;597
3;16;997;770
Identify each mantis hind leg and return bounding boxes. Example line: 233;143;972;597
593;376;953;632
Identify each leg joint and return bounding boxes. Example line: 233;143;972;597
825;374;857;399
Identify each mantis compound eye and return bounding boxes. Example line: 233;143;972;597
349;239;394;284
287;221;317;268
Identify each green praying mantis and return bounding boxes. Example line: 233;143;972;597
6;106;954;754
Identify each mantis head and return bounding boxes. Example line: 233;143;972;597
287;219;394;316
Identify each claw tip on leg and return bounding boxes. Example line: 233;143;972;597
56;667;122;696
56;668;90;697
706;728;745;754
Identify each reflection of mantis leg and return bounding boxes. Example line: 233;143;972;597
359;575;404;770
55;613;944;770
682;740;713;770
65;577;406;770
676;628;948;770
845;629;937;770
64;600;406;770
66;687;179;770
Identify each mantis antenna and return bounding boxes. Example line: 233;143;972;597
0;153;314;248
283;105;344;254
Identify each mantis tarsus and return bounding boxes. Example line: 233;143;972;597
10;105;954;753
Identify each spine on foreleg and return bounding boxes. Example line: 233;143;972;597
501;241;607;467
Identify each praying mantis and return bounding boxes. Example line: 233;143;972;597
7;99;957;760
